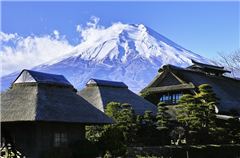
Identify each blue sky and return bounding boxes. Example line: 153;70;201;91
1;1;239;76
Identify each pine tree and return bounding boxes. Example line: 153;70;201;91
118;103;139;146
156;102;170;145
226;109;240;143
86;125;105;142
196;84;220;128
96;126;127;157
195;84;220;143
175;84;220;144
142;110;157;146
105;102;122;121
175;94;200;144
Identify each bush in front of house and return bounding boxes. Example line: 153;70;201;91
70;139;101;158
44;146;73;158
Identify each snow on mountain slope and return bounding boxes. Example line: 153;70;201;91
1;23;215;92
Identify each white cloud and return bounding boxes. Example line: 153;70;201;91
1;16;126;77
75;16;129;46
53;30;60;39
0;32;18;42
1;31;73;76
76;15;106;42
76;24;83;32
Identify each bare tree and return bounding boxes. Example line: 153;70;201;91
214;48;240;78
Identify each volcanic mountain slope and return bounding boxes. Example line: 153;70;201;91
1;23;214;92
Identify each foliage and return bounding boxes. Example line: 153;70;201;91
44;146;72;158
69;139;101;158
156;102;169;131
175;84;219;144
140;91;158;105
96;126;127;157
86;125;105;142
156;102;170;145
140;110;160;146
225;108;240;144
118;103;139;146
105;102;122;120
87;102;141;156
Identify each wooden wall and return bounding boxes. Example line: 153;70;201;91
1;121;85;158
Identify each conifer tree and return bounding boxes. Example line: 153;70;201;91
226;109;240;143
196;84;220;128
175;94;200;144
175;84;220;144
86;125;105;142
118;103;138;146
105;102;122;121
156;102;170;145
142;110;157;146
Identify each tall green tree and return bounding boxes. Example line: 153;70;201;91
175;94;200;144
175;84;220;144
118;103;139;146
105;102;122;121
88;102;141;156
156;102;170;145
86;125;105;142
96;126;127;158
142;110;158;146
195;84;220;143
226;109;240;144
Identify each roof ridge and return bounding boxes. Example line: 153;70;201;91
13;69;72;86
86;78;128;88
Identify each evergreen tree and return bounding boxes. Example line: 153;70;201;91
226;109;240;143
96;126;127;157
175;94;200;144
195;84;220;143
105;102;122;121
175;84;220;144
156;102;170;145
196;84;220;128
142;110;158;146
86;125;105;142
118;103;139;146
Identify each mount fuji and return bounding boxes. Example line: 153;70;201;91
1;23;214;92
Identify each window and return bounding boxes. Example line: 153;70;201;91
160;92;183;105
54;133;68;147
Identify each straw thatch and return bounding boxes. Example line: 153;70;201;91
141;64;240;113
187;60;231;75
1;70;115;124
77;78;158;116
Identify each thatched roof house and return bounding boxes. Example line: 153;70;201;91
77;78;158;116
1;69;114;158
140;60;240;114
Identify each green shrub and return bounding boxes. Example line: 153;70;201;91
44;146;72;158
70;139;101;158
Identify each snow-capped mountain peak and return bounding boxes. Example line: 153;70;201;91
1;23;214;92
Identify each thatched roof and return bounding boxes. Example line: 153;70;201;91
141;64;240;113
77;78;158;116
187;60;231;74
1;70;115;124
14;69;72;86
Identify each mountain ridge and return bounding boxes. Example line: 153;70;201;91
1;23;215;92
